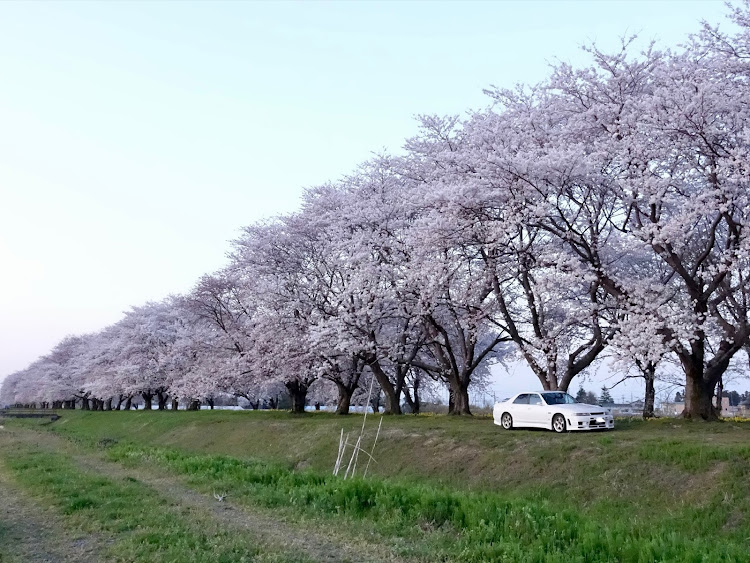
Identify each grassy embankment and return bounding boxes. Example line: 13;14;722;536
4;410;750;561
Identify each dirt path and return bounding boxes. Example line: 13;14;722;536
0;425;409;563
70;450;399;563
0;431;101;563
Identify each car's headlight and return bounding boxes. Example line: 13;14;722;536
575;413;590;416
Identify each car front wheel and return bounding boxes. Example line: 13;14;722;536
501;412;513;430
552;414;567;433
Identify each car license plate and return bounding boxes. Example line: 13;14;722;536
595;417;605;423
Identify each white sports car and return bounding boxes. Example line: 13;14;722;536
493;391;614;433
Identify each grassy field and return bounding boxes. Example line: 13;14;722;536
2;411;750;561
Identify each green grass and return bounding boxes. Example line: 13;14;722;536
104;442;750;561
2;442;305;562
8;411;750;561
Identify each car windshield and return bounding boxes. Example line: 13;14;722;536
541;392;577;405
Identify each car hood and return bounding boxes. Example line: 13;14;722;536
551;403;609;414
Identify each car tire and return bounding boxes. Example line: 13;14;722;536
501;412;513;430
552;414;567;433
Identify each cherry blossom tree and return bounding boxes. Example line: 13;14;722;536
4;3;749;425
459;7;750;419
6;334;98;409
228;220;329;413
404;230;508;414
269;163;427;414
185;272;264;404
542;20;750;419
0;370;21;407
103;299;187;409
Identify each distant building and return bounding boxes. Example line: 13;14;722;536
658;399;749;418
659;401;685;417
610;401;644;417
720;404;749;418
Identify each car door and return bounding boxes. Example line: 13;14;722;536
527;393;545;426
510;394;530;425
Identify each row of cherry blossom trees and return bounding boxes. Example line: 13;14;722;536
3;3;749;419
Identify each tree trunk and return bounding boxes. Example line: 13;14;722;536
207;397;215;410
412;377;421;414
678;308;721;421
403;378;421;415
171;398;179;411
449;380;472;416
366;360;401;414
142;393;153;410
335;382;354;415
105;398;113;411
403;388;415;413
642;364;656;419
157;391;168;410
715;377;724;415
115;395;125;411
285;381;308;414
124;396;132;411
81;397;90;410
370;390;382;414
682;366;718;420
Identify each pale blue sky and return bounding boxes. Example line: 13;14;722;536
0;0;733;398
